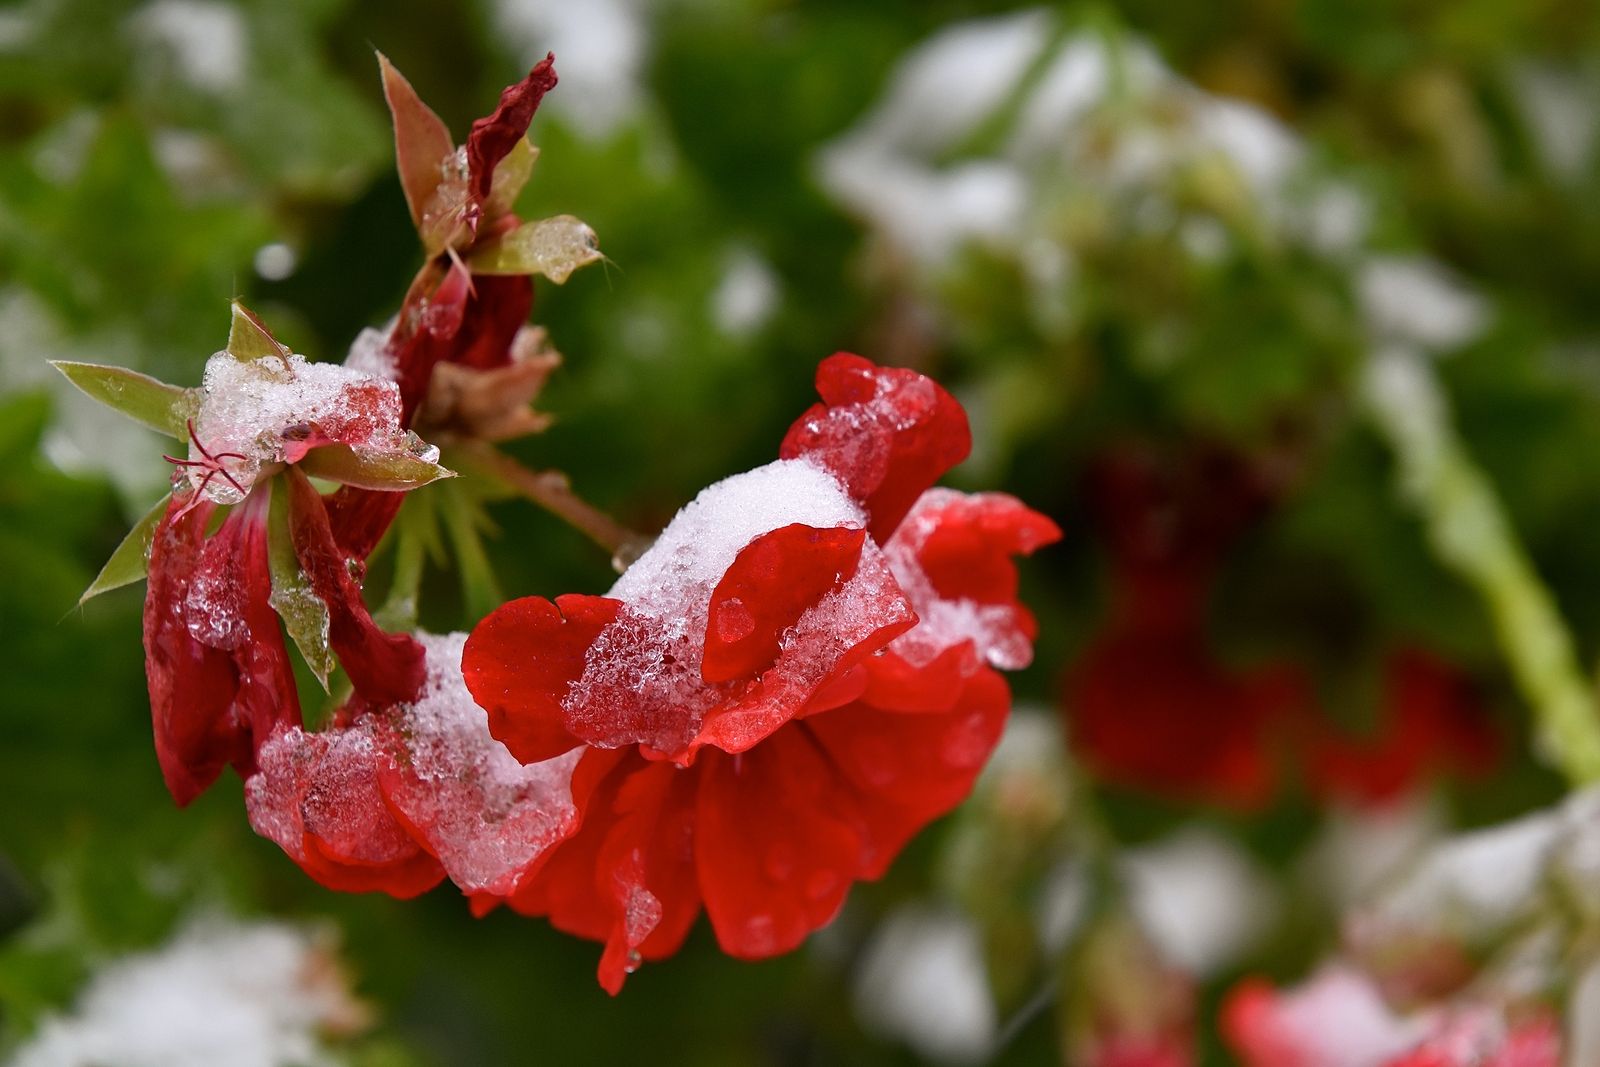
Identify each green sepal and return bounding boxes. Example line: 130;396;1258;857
49;362;198;440
226;301;291;362
78;493;169;604
484;137;538;219
266;476;334;690
298;444;455;491
466;215;602;283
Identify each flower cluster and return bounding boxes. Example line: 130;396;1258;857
461;353;1057;990
63;55;600;809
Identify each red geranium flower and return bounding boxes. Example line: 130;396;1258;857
1308;647;1500;808
246;632;583;899
1065;442;1310;810
462;353;1059;991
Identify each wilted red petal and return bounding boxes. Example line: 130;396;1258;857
780;353;971;542
323;485;406;561
245;723;445;898
452;275;534;371
702;524;867;683
695;727;866;959
143;491;300;805
466;54;558;204
283;467;424;705
806;667;1010;877
462;593;621;764
378;52;456;233
143;494;243;804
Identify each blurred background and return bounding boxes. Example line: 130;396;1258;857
3;0;1600;1063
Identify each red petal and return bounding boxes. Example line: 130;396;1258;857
861;644;981;713
142;492;301;805
283;467;424;705
377;52;456;233
885;489;1059;671
902;490;1060;605
506;751;702;994
466;54;558;205
452;275;533;370
323;486;405;561
780;353;971;542
462;593;620;764
695;728;866;959
245;723;445;898
702;524;867;683
692;539;916;756
806;668;1010;878
143;494;241;804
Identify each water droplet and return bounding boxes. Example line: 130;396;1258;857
716;597;755;643
805;870;839;901
765;842;796;881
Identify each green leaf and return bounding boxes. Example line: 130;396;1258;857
266;478;334;690
78;494;169;604
297;443;455;491
373;491;440;632
466;215;602;283
226;301;291;362
50;362;198;440
377;51;457;237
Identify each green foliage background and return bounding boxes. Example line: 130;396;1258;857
2;1;1599;1063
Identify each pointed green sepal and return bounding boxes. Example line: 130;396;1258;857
466;215;602;283
484;137;539;219
226;301;291;362
79;493;169;604
50;361;199;440
266;477;334;690
297;443;455;491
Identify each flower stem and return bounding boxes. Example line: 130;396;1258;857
453;441;650;570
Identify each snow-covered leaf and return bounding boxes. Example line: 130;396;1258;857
467;215;601;283
298;444;454;491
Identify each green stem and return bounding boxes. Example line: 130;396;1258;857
1366;350;1600;784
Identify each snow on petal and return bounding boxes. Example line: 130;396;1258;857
379;632;584;895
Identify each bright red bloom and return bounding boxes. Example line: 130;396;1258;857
462;354;1056;991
